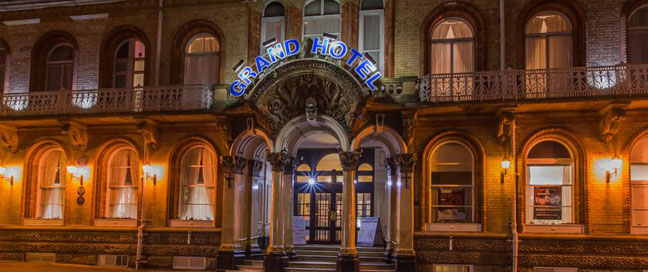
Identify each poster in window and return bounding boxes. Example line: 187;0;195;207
533;186;562;220
437;188;466;221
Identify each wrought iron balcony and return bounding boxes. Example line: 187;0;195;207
417;64;648;103
0;85;214;117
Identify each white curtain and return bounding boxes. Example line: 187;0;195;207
179;147;215;220
38;150;64;219
108;149;138;219
261;17;284;53
184;34;219;86
361;12;382;70
303;16;341;38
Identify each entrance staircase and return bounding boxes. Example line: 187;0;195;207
232;245;394;272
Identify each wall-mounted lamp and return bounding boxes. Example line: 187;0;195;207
500;159;511;183
142;164;157;185
0;166;14;186
67;165;86;205
606;156;622;183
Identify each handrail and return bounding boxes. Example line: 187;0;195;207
0;84;214;117
418;63;648;103
236;235;263;242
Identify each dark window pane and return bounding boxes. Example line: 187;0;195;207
323;0;339;15
49;45;74;61
116;42;130;59
264;2;285;17
361;0;383;10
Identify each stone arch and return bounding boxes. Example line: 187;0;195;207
98;25;153;88
351;125;407;158
246;59;366;135
30;30;79;92
420;129;486;230
230;128;274;160
92;137;143;219
517;127;587;230
275;115;350;157
22;139;72;220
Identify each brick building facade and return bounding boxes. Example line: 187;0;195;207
0;0;647;272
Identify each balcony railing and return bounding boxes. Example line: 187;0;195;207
418;64;648;103
0;85;213;117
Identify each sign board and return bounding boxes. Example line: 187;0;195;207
230;37;383;97
357;217;380;247
533;186;562;220
292;216;308;245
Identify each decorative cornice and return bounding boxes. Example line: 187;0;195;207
0;124;18;153
266;151;287;172
60;121;87;151
220;155;235;174
339;150;362;171
137;120;159;149
395;153;416;173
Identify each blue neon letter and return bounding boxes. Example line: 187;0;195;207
284;39;301;57
229;80;247;97
237;67;258;85
311;37;329;55
329;41;347;59
255;56;272;72
346;49;363;66
266;43;287;63
364;71;382;91
354;59;377;80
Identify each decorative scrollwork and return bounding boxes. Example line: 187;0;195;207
339;150;362;171
61;121;88;151
0;124;18;153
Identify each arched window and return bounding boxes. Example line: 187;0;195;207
296;163;312;183
315;153;342;183
303;0;341;39
0;42;7;93
261;1;285;54
36;149;66;219
357;163;373;182
106;148;139;219
360;0;384;73
178;146;217;220
184;33;220;86
631;137;648;231
430;19;474;74
45;45;74;91
429;142;474;223
525;12;572;69
113;39;145;88
525;140;573;225
629;6;648;64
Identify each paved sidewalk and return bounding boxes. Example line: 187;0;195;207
0;261;208;272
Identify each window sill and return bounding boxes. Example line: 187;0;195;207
425;223;482;232
169;219;214;228
24;218;64;226
94;218;137;227
525;224;583;234
632;226;648;235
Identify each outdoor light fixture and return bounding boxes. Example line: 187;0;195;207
308;178;316;186
387;180;393;187
606;156;622;183
0;166;14;186
501;159;511;183
67;166;84;186
143;164;157;185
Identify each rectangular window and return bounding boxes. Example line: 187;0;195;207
430;171;473;223
632;163;648;227
433;264;472;272
356;193;372;218
526;165;572;225
303;14;341;39
360;10;384;73
261;16;285;54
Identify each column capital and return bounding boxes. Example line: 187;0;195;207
385;157;399;176
251;159;265;177
395;154;416;173
234;156;249;175
266;152;287;172
283;156;298;174
220;156;235;174
339;150;362;171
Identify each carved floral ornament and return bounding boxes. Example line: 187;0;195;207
246;60;365;135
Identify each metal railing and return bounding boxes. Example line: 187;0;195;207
417;64;648;103
0;85;214;117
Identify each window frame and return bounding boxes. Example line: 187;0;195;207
359;8;385;74
176;145;217;222
524;11;573;70
105;147;139;219
428;141;475;224
44;44;74;91
183;33;220;86
302;0;341;39
35;148;66;220
429;18;475;75
261;1;286;54
112;39;146;89
628;4;648;64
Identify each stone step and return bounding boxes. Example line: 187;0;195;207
294;250;384;257
295;255;385;263
293;246;384;253
286;261;394;270
242;260;263;266
236;265;264;271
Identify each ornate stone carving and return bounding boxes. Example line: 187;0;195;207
283;156;297;174
497;110;515;144
402;113;416;147
137;120;159;149
599;103;627;143
220;156;235;174
233;156;249;175
396;154;416;173
252;160;265;178
385;157;398;177
339;151;362;171
0;124;18;153
266;152;287;172
60;121;87;151
248;60;365;134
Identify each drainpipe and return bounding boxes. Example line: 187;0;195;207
136;146;150;270
500;0;505;70
511;119;518;272
155;0;163;86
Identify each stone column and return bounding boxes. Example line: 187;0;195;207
385;157;400;259
217;156;237;270
249;160;265;254
264;152;286;272
337;150;362;272
394;154;416;272
283;156;297;257
242;159;262;255
233;156;249;253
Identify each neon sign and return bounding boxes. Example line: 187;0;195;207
230;37;383;97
